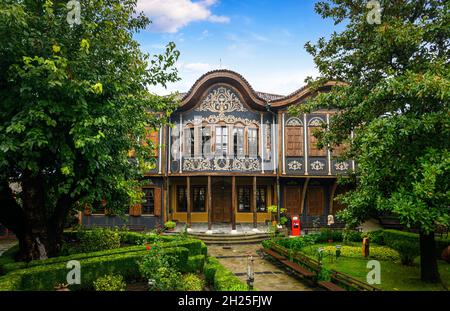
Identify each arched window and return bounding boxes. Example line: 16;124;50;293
308;117;327;156
285;117;303;157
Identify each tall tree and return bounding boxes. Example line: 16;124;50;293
291;0;449;282
0;0;180;261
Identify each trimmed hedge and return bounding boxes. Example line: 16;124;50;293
0;245;19;271
1;238;206;275
383;229;450;264
0;247;191;291
186;254;206;273
204;257;248;291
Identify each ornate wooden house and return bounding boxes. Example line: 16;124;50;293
81;70;352;231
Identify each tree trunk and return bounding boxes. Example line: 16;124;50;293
1;176;75;262
419;231;440;283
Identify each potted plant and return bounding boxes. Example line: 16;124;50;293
164;221;177;232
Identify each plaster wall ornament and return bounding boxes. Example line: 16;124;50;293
286;117;303;126
185;115;258;126
335;162;349;171
213;158;231;171
308;117;325;127
183;158;212;171
288;161;303;171
232;158;261;171
196;86;247;117
310;160;325;171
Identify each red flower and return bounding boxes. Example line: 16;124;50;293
146;245;151;250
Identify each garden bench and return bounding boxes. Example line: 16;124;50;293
280;259;316;278
330;270;380;291
268;242;320;278
262;248;286;261
318;281;346;291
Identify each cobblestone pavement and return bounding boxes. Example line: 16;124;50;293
208;244;320;291
0;239;17;256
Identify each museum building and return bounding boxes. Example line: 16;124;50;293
81;70;351;231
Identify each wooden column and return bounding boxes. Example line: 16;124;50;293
272;177;280;206
329;180;338;215
231;176;236;231
252;176;257;228
300;178;310;214
208;176;212;230
187;176;191;228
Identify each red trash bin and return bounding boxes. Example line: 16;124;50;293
291;215;301;236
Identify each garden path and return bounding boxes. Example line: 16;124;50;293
208;244;320;291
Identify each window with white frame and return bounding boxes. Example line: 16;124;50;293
215;126;228;157
233;127;245;158
248;128;258;158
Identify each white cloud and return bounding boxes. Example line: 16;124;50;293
137;0;230;33
183;62;213;73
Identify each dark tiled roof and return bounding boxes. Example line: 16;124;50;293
255;91;285;102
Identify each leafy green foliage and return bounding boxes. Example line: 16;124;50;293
0;0;180;258
366;230;385;245
77;228;121;253
342;230;363;243
164;221;177;230
93;274;126;291
186;254;206;273
289;0;449;282
179;273;205;291
289;1;449;235
383;230;421;265
302;244;401;263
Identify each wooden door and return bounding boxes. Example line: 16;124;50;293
284;186;302;216
307;187;324;216
212;183;232;223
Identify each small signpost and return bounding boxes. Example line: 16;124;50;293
246;254;254;290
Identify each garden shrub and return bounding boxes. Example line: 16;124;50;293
204;257;248;291
1;245;147;275
77;228;121;253
179;273;205;291
138;241;188;291
383;230;419;265
317;266;331;282
148;266;183;291
273;234;320;251
1;237;204;275
0;246;190;291
118;231;177;245
316;229;344;243
305;245;400;262
383;229;450;259
0;245;19;274
366;230;384;245
93;274;126;291
342;230;363;243
186;254;206;273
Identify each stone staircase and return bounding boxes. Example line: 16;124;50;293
187;232;269;245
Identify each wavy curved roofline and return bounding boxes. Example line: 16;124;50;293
179;69;344;110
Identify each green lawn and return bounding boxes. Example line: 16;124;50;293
301;243;449;291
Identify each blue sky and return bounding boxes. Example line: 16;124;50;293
135;0;344;95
